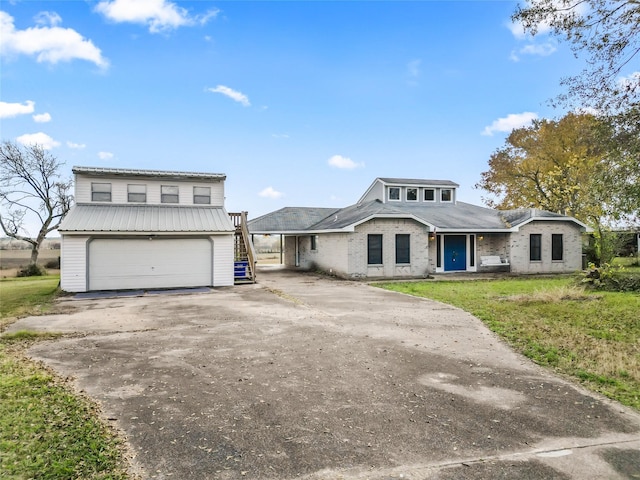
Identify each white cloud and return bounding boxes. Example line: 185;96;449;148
328;154;364;170
34;11;62;27
16;132;60;150
0;11;108;68
271;133;290;139
33;112;51;123
206;85;251;107
259;186;283;199
0;100;35;118
482;112;538;136
617;71;640;91
510;42;557;61
98;151;114;160
95;0;219;33
67;141;86;149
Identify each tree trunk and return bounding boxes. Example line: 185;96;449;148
29;243;40;265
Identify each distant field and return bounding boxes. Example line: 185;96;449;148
0;249;60;278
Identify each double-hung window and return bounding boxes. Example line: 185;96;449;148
530;234;542;261
161;185;179;203
395;234;410;264
441;189;452;202
127;184;146;203
406;188;418;202
193;186;211;204
91;183;111;202
368;234;383;264
388;187;400;201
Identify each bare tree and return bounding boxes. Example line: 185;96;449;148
0;141;73;267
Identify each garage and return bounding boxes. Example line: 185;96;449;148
88;238;213;291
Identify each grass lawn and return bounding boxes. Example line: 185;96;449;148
0;276;133;479
376;276;640;410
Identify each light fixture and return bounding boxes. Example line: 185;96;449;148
478;235;484;241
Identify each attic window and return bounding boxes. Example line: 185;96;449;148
406;188;418;202
424;188;435;202
91;183;111;202
388;187;400;201
441;189;452;202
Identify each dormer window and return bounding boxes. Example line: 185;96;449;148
424;189;435;202
441;189;452;202
406;188;418;202
388;187;400;201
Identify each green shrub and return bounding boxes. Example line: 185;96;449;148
44;258;60;269
580;263;640;292
16;264;46;277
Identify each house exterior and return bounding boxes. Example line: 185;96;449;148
248;177;589;278
59;166;236;292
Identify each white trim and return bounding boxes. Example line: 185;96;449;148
423;188;436;202
512;215;591;231
440;188;453;203
387;186;401;202
406;187;419;202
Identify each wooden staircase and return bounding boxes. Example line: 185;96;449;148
229;211;256;284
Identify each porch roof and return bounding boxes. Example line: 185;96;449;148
59;204;235;233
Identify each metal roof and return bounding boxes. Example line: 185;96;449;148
248;207;339;233
377;177;460;187
72;166;226;181
59;204;235;233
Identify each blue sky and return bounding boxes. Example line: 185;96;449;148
1;0;588;224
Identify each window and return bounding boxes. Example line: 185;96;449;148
406;188;418;202
395;234;410;264
530;234;542;261
368;234;383;264
388;187;400;201
91;183;111;202
469;234;475;267
193;186;211;204
441;189;452;202
436;235;442;268
424;189;435;202
161;185;179;203
310;235;317;251
127;184;146;203
552;234;563;261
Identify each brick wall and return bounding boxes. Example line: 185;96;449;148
509;221;583;273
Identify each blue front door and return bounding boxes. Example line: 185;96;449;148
444;235;467;271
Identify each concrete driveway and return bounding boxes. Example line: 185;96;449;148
7;267;640;479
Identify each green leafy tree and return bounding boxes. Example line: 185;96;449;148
513;0;640;113
0;141;73;269
476;113;631;264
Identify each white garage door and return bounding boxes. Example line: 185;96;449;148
89;238;212;291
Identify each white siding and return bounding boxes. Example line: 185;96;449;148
75;175;225;206
212;234;234;287
60;235;88;292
